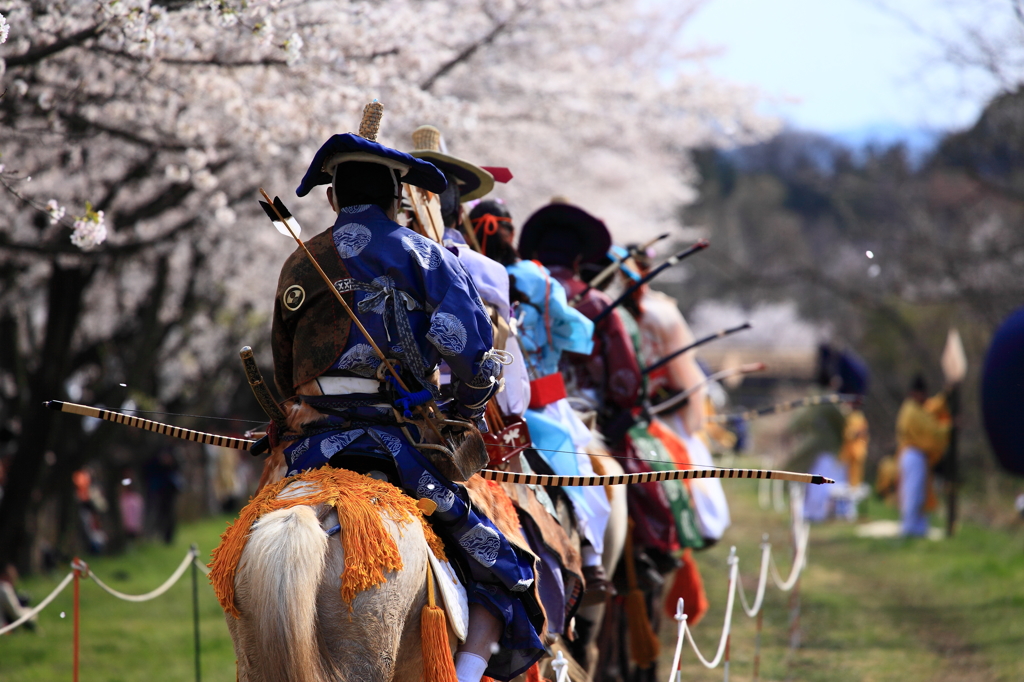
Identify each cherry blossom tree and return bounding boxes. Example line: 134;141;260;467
0;0;772;566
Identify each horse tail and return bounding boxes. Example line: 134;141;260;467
236;505;328;682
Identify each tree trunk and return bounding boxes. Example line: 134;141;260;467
0;260;94;571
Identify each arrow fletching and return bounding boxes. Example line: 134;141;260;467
259;196;302;238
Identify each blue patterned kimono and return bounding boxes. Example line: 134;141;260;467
282;204;543;680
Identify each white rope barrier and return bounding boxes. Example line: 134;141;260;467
193;556;211;576
769;522;809;592
667;598;689;682
0;547;204;636
83;548;198;603
0;571;75;636
666;486;812;679
737;539;771;617
681;548;739;669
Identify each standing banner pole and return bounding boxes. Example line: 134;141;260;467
945;384;960;538
940;328;967;538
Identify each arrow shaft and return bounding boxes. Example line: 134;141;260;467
569;233;669;306
45;400;831;486
649;364;765;416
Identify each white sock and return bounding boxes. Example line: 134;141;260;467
455;652;489;682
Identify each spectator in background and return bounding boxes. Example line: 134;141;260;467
897;375;951;537
144;447;183;544
797;344;871;522
72;467;107;554
118;467;144;540
209;445;242;513
0;564;35;632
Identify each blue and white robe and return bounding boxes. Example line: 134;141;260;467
283;204;543;680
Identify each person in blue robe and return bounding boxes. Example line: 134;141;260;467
272;131;543;682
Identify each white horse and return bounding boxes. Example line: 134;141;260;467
225;480;443;682
227;430;615;682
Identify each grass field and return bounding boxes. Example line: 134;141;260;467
2;487;1022;681
672;484;1024;682
0;516;238;682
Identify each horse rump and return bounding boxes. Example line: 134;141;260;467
233;505;329;682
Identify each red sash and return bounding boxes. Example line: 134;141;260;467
528;373;567;409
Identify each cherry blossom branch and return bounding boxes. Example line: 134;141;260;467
0;214;200;257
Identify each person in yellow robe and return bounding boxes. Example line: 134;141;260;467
897;375;951;536
840;408;869;487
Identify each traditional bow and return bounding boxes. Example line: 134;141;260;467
44;400;833;486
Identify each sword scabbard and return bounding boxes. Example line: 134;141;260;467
239;346;288;432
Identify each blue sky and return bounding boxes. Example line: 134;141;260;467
682;0;1007;141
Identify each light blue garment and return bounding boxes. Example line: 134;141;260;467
523;405;610;553
507;260;594;378
804;453;847;523
523;408;581;478
899;446;930;537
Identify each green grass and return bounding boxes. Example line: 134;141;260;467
0;516;238;682
667;483;1024;682
3;489;1023;682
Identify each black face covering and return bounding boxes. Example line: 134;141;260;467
332;161;401;210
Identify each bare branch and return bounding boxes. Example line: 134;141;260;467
3;23;107;69
59;111;190;151
420;4;527;91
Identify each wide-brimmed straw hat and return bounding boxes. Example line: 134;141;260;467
408;125;495;202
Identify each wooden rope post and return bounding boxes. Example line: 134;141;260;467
192;544;202;682
752;608;764;682
723;634;731;682
72;559;82;682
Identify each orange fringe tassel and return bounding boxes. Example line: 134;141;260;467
421;560;458;682
663;548;709;627
624;520;660;669
209;467;446;617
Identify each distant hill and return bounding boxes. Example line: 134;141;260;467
826;123;942;162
